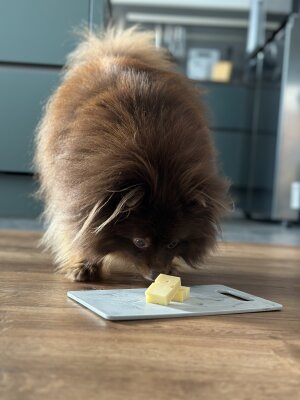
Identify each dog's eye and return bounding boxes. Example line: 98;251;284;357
133;238;150;249
167;240;179;249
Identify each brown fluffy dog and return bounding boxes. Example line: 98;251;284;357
34;27;229;282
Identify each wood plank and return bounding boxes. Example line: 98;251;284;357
0;229;299;400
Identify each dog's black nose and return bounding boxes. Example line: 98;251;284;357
149;271;160;281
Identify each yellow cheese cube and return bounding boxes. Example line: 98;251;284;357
172;286;190;302
154;273;181;287
145;274;183;306
145;282;179;305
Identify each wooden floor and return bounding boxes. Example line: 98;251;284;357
1;230;300;400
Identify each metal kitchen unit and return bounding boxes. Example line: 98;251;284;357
246;14;300;222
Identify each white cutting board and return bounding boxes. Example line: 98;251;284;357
67;285;282;321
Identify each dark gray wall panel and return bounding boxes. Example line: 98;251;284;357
213;131;251;187
91;0;110;27
251;134;276;190
0;66;60;173
0;174;42;218
0;0;89;65
201;83;253;131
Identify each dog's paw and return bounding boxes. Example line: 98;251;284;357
60;259;101;282
73;262;101;282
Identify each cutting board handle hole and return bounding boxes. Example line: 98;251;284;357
219;291;251;301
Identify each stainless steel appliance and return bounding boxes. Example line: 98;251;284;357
246;14;300;222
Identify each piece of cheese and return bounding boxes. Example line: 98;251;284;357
155;273;181;287
145;274;191;305
154;274;190;302
145;282;179;306
172;286;190;302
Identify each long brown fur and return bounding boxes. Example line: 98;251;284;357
34;27;230;282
